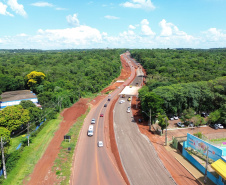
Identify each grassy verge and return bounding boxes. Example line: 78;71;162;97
2;115;62;185
53;108;90;184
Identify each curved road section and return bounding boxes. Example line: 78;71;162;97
114;54;176;185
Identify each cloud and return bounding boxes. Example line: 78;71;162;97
104;15;119;20
129;25;136;29
159;19;187;37
202;28;226;42
36;26;102;47
140;19;155;36
121;0;155;10
66;14;80;27
31;2;54;7
0;2;13;16
7;0;27;17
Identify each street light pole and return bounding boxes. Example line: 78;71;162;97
204;146;209;184
142;110;152;131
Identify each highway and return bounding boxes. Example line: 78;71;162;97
70;53;136;185
114;54;176;185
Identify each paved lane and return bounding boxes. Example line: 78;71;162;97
114;54;176;185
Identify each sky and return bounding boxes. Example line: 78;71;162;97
0;0;226;50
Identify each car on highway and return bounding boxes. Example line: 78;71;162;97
100;114;104;117
91;118;96;124
129;85;132;88
177;122;185;127
127;107;131;113
108;98;111;101
127;97;131;101
98;141;103;147
104;104;107;107
119;100;125;104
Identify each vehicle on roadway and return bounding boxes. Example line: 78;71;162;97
98;141;103;147
100;113;104;117
87;125;94;136
127;107;131;113
127;97;131;101
91;118;96;124
119;100;125;104
108;98;111;101
174;115;179;120
104;104;107;107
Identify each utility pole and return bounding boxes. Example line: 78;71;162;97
1;137;7;179
149;109;152;131
165;118;168;146
204;146;209;184
27;122;30;146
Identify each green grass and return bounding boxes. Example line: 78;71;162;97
52;108;89;184
210;137;226;144
2;115;62;185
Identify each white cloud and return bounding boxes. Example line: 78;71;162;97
203;28;226;42
159;19;187;37
140;19;155;36
104;15;119;20
121;0;155;10
0;2;13;16
31;2;54;7
36;26;102;46
66;14;80;27
55;7;66;11
7;0;27;17
129;25;136;29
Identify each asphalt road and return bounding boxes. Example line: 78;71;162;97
114;55;176;185
70;53;136;185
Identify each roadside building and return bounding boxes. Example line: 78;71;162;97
0;90;40;109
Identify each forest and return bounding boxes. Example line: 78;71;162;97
0;49;125;175
0;49;124;114
130;49;226;129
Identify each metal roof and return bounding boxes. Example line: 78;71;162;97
211;159;226;180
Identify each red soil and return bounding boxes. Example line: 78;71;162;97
27;53;131;185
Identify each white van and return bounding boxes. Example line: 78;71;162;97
87;125;94;136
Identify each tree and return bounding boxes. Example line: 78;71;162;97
180;108;195;123
157;113;169;134
193;115;205;127
139;91;164;124
0;127;11;164
208;110;221;124
0;105;30;132
26;71;45;87
20;100;36;109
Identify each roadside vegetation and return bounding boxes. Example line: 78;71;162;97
0;49;125;183
131;49;226;129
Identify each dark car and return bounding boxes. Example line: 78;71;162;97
108;98;111;101
209;124;218;130
104;104;107;107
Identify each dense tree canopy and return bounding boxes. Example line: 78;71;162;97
0;49;125;117
0;105;30;132
132;49;226;126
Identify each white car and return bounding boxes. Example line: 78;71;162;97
127;107;131;113
91;118;96;124
174;116;179;120
98;141;103;147
217;124;224;129
119;100;125;104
